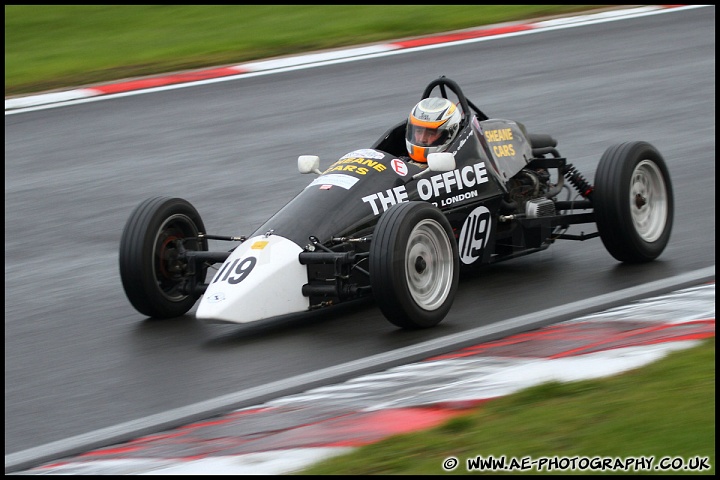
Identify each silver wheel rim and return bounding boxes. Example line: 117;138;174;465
630;160;668;243
405;219;454;311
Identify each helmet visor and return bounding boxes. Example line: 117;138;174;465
406;124;449;148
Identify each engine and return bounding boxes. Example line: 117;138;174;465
506;168;556;217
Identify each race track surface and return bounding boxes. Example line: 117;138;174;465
10;282;716;474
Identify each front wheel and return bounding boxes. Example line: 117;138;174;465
593;141;674;263
119;196;209;318
370;201;459;329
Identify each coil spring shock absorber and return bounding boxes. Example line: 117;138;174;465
563;164;594;199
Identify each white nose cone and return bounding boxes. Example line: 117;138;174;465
196;235;309;324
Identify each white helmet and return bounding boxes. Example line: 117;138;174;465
405;97;461;162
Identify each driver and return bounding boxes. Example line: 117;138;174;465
405;97;462;163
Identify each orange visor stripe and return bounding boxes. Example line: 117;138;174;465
409;117;448;129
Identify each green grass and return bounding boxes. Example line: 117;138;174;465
299;337;715;475
5;5;604;96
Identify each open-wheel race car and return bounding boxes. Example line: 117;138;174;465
119;76;674;329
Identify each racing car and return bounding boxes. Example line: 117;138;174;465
119;76;674;329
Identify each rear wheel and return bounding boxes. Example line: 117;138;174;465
119;196;208;318
593;141;673;263
370;201;459;329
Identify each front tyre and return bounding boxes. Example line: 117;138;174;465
119;196;209;318
370;201;459;329
593;141;673;263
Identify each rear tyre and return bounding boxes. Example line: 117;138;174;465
370;201;459;329
119;196;208;318
593;141;673;263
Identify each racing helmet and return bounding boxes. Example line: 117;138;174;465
405;97;462;162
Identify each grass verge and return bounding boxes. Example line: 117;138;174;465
6;5;604;96
299;337;715;475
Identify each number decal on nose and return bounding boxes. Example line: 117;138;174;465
213;256;257;284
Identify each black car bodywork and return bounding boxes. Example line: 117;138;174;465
119;77;674;329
